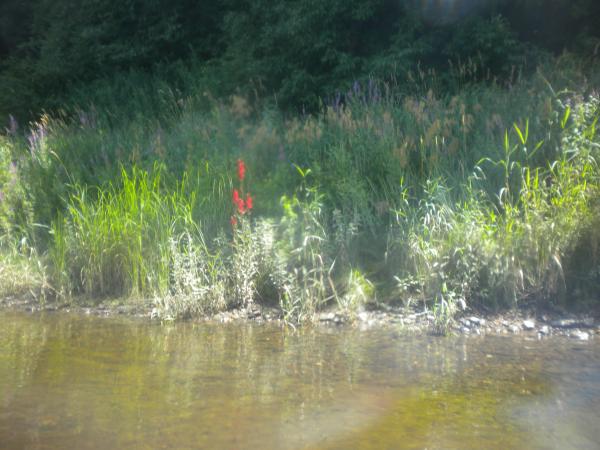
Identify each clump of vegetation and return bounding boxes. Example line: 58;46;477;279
157;231;227;319
0;135;50;301
0;47;598;328
390;94;599;330
51;166;199;298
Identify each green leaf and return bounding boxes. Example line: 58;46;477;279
513;122;526;145
529;139;544;159
561;107;571;129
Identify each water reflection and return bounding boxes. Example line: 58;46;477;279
0;311;599;449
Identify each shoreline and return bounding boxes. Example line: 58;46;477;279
2;296;598;340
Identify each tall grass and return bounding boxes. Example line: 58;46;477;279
52;165;199;298
0;54;598;324
390;92;599;329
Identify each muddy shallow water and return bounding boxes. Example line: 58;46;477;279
1;311;599;449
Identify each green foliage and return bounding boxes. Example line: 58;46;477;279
52;165;198;298
0;0;225;119
230;216;259;308
0;0;32;57
500;0;600;51
218;0;403;109
0;51;598;325
443;15;521;78
391;92;600;325
274;169;332;322
157;232;227;319
3;0;600;120
0;247;50;303
0;137;33;242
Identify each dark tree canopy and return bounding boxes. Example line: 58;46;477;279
1;0;598;120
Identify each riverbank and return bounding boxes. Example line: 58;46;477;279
1;56;599;325
2;294;598;340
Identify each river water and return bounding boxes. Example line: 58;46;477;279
1;310;599;449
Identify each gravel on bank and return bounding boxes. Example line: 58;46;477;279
1;295;598;340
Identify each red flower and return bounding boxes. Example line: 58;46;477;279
230;215;238;227
232;189;246;214
237;199;246;214
237;159;246;182
232;166;252;216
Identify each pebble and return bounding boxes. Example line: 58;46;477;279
551;318;594;329
247;308;261;319
358;311;370;322
319;312;335;322
523;320;536;330
509;324;520;334
5;298;598;339
571;331;590;341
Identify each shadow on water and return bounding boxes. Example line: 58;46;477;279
0;311;599;449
